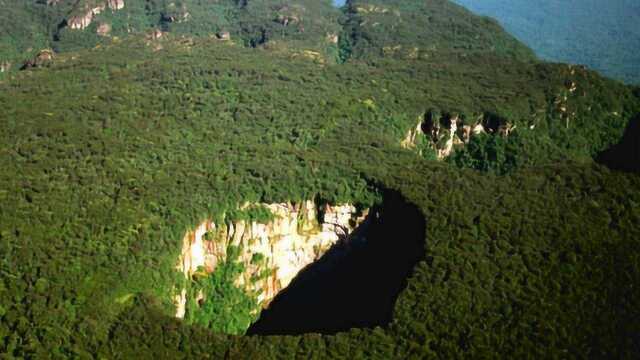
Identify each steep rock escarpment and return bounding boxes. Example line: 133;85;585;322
402;110;515;159
174;201;367;319
67;0;125;30
248;191;426;335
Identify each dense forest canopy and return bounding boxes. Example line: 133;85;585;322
0;0;639;358
451;0;640;84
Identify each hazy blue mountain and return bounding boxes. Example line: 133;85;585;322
451;0;640;84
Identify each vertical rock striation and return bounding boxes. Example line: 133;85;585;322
174;201;367;319
68;0;125;30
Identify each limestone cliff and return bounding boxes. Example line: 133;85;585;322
401;110;516;159
67;0;125;30
174;201;367;319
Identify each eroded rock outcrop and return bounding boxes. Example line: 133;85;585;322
96;22;112;36
68;0;125;30
68;6;103;30
174;201;367;318
107;0;124;10
20;49;55;70
0;62;11;73
216;31;231;41
401;110;516;159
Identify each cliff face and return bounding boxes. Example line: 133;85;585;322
67;0;125;30
402;110;517;159
174;201;367;319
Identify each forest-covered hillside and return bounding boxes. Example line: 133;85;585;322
0;0;345;70
451;0;640;84
1;0;639;358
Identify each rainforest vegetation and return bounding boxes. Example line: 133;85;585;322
0;0;639;358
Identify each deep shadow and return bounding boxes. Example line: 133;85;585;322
597;115;640;173
247;190;426;335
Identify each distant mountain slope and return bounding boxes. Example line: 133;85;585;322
341;0;536;62
0;0;343;69
0;0;535;72
451;0;640;84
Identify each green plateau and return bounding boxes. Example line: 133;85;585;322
0;0;639;358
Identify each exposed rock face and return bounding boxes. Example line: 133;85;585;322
36;49;54;62
96;23;112;36
401;110;515;159
107;0;124;10
68;5;103;30
20;49;54;70
68;0;125;30
216;31;231;41
432;113;461;159
326;33;339;44
460;122;487;143
400;121;423;150
174;201;367;319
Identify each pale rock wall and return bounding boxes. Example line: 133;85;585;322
68;0;125;30
400;121;423;150
0;62;11;73
174;201;366;318
97;23;112;36
326;33;339;44
107;0;124;10
401;112;502;160
437;115;460;159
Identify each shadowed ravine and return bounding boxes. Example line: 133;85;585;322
247;191;426;335
597;114;640;173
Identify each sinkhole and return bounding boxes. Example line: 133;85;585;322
175;190;426;335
